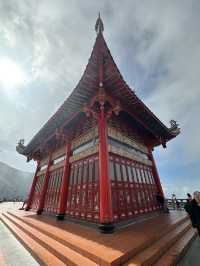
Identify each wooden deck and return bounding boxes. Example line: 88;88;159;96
0;210;196;266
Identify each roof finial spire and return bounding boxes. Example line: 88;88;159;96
95;12;104;35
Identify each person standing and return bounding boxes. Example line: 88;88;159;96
184;191;200;237
172;194;177;210
186;193;192;203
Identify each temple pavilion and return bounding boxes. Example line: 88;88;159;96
17;15;180;233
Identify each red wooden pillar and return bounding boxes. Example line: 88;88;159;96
25;160;40;211
37;152;53;215
98;105;114;232
57;141;71;220
149;149;164;197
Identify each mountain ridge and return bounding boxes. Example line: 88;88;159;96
0;161;33;200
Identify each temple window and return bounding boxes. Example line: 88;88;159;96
127;165;133;182
69;165;74;185
94;159;99;181
109;160;115;181
136;168;142;183
122;164;128;182
82;162;88;183
131;167;138;183
88;160;93;183
73;166;78;185
115;163;121;181
149;171;155;184
77;163;83;184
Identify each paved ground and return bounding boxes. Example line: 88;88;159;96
0;202;22;214
0;202;39;266
178;235;200;266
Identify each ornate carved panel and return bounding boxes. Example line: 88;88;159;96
66;155;99;222
31;174;45;210
43;167;63;214
109;154;162;222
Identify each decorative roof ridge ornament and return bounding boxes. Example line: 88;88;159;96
95;12;104;35
16;139;26;154
169;119;181;135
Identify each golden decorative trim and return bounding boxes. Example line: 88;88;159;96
71;127;98;150
108;145;152;166
69;145;99;163
107;127;148;154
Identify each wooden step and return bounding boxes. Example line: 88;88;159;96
8;211;103;265
0;215;66;266
154;227;197;266
123;219;191;266
2;212;98;266
8;211;189;266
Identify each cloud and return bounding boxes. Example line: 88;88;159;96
0;0;199;197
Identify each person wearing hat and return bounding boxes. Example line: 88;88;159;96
185;191;200;236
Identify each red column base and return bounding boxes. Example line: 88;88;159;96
98;223;115;234
37;209;43;215
56;213;65;220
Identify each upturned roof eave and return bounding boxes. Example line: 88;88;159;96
21;19;179;157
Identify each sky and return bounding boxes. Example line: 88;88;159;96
0;0;199;197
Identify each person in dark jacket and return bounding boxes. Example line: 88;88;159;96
184;191;200;236
156;192;169;213
156;192;164;207
186;193;192;203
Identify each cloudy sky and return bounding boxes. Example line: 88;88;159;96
0;0;199;197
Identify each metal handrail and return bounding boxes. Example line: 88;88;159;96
165;198;187;210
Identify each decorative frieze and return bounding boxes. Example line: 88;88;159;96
107;126;148;154
108;145;152;166
71;127;98;150
52;146;66;160
49;160;65;171
69;145;99;163
40;146;66;167
37;169;46;176
40;157;48;167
